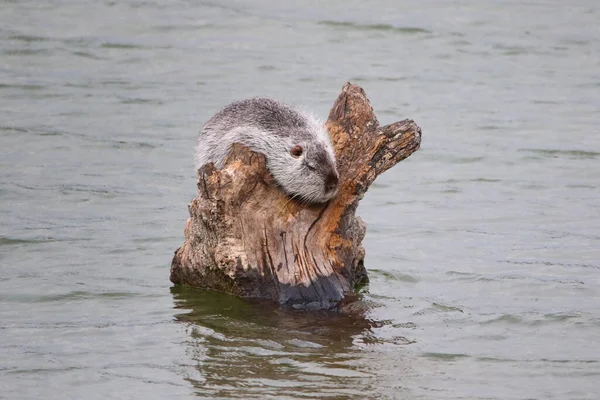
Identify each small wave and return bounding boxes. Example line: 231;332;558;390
0;83;45;90
1;291;141;303
110;140;157;149
351;76;408;83
500;259;599;270
412;303;464;316
477;356;599;364
370;269;419;283
422;352;469;360
471;178;502;183
101;42;141;49
120;98;163;105
153;23;217;32
3;48;51;56
0;126;29;133
319;20;431;34
519;148;600;160
454;156;485;164
7;34;49;42
481;314;523;325
0;237;59;246
55;183;134;199
493;43;534;56
70;50;105;60
480;313;584;327
479;124;501;131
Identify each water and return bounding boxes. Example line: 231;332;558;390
1;1;599;399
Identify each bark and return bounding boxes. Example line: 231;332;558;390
170;82;422;310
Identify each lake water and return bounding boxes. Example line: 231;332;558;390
1;1;599;399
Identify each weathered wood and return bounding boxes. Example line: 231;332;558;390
170;82;422;310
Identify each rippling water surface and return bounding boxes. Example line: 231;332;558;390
1;1;599;399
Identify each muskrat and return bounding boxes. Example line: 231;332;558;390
195;98;339;203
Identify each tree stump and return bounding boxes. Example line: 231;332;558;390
170;82;422;310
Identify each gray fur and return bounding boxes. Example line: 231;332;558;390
195;98;339;203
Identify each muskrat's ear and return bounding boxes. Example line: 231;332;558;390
290;145;303;158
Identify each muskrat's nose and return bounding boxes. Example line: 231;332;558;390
325;172;339;193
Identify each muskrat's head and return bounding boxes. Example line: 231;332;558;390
268;123;339;204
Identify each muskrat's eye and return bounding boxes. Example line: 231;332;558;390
290;145;303;158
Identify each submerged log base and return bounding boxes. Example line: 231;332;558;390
171;82;422;310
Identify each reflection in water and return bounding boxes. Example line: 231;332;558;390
171;286;407;399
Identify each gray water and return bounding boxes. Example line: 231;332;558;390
1;1;599;399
